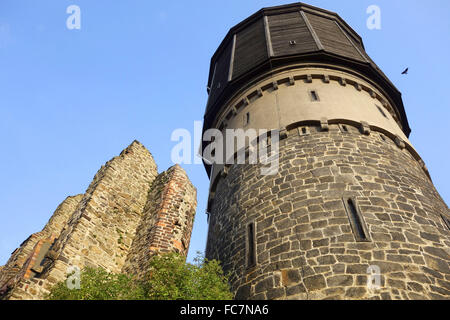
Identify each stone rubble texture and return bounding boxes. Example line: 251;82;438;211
203;2;450;300
0;141;197;300
206;125;450;300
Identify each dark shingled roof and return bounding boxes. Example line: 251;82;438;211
203;2;410;138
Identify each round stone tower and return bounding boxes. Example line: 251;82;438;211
202;3;450;300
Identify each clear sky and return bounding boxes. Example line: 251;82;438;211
0;0;449;266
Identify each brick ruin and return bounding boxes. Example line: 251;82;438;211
0;140;197;300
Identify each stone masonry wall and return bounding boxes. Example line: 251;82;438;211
0;140;197;300
0;195;83;296
206;124;450;300
122;165;197;279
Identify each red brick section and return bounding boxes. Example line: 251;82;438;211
0;235;35;296
0;233;42;286
22;235;57;280
0;195;82;298
149;165;197;256
0;235;57;296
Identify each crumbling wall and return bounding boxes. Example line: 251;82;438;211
0;141;197;300
0;195;83;297
122;165;197;279
3;141;159;299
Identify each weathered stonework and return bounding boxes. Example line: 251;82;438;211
203;2;450;300
0;141;197;300
206;125;450;300
0;195;83;296
122;164;197;279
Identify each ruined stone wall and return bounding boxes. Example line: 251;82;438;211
206;124;450;300
0;141;197;300
0;195;83;296
40;195;85;237
123;165;197;279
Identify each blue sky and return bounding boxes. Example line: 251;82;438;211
0;0;449;266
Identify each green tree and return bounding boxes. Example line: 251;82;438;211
144;252;233;300
46;252;233;300
46;267;146;300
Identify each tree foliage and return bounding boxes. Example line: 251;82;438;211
46;252;233;300
46;267;145;300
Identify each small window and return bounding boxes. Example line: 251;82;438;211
310;90;320;102
339;124;349;133
259;133;271;147
246;222;256;268
299;127;310;136
266;134;272;146
244;112;250;126
376;105;388;118
343;198;370;242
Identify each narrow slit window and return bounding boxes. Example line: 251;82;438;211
244;112;250;126
259;134;271;148
339;124;349;133
299;126;310;136
380;134;386;141
247;222;256;268
310;90;319;102
343;198;370;242
376;105;388;118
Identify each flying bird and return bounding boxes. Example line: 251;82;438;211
401;68;409;75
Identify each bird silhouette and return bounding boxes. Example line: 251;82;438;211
401;68;409;75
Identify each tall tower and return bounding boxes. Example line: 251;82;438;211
202;3;450;300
